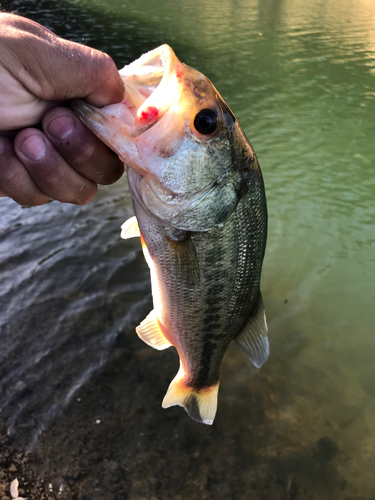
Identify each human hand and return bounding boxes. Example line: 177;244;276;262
0;13;125;206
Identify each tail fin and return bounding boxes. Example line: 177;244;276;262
162;364;219;425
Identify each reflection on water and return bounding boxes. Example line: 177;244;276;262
0;0;375;497
0;184;152;449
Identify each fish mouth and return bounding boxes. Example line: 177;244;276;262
118;44;179;137
71;45;180;172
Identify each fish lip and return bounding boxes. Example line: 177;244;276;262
71;45;181;175
70;98;146;175
72;44;181;145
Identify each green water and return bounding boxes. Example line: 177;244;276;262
1;0;375;498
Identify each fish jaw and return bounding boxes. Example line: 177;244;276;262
71;44;236;194
119;44;180;136
71;99;144;174
71;44;186;178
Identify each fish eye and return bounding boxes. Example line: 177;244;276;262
194;109;218;135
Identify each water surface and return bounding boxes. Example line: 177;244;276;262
0;0;375;498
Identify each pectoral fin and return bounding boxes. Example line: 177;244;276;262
235;295;269;368
136;310;172;350
121;216;140;239
166;233;200;286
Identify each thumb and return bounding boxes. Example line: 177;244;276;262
0;14;125;107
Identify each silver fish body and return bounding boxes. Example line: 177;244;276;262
72;45;269;424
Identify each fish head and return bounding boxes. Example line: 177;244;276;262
73;45;256;230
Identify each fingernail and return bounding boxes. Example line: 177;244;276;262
48;116;75;140
20;135;47;161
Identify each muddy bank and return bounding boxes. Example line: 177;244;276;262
0;325;361;500
0;429;55;500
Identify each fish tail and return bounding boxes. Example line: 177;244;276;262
162;363;219;425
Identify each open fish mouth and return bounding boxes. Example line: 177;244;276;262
71;45;181;172
110;44;179;137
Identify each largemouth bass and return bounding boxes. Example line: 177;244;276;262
72;45;268;425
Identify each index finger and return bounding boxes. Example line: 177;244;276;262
0;13;125;107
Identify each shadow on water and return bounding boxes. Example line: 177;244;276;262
1;0;375;499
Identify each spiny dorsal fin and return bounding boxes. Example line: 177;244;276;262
235;295;269;368
136;310;172;350
162;363;219;425
121;216;140;239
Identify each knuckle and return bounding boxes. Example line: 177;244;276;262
0;163;25;188
0;13;29;30
98;52;117;82
8;186;50;206
40;165;69;187
90;50;118;91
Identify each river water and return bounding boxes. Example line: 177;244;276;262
0;0;375;498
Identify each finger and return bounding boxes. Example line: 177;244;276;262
0;14;125;107
13;129;98;205
0;135;49;205
42;107;124;185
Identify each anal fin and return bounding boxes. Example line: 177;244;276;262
235;295;269;368
121;216;140;239
136;310;172;350
162;363;219;425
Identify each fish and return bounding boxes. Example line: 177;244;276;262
72;45;268;425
